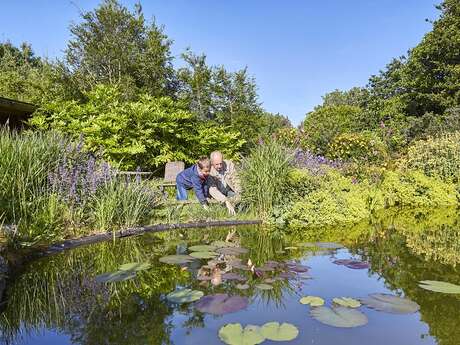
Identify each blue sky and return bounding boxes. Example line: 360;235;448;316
0;1;440;124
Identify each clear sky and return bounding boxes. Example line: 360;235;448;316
0;1;440;125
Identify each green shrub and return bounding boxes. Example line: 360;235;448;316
400;132;460;183
30;84;245;170
241;140;293;219
285;170;379;229
379;170;458;207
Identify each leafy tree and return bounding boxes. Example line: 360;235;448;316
65;0;175;98
302;105;364;154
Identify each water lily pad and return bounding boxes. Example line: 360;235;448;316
264;278;278;284
95;270;137;283
333;297;361;308
360;293;419;314
189;245;217;252
345;261;370;269
216;247;249;255
159;255;195;264
332;259;355;265
218;323;265;345
166;289;204;303
212;240;238;248
255;283;273;290
310;306;368;328
278;271;296;279
419;280;460;294
236;283;250;290
260;322;299;341
222;272;247;281
300;296;324;307
287;264;309;273
232;262;251;271
119;262;151;272
195;293;248;315
315;242;344;249
189;251;219;259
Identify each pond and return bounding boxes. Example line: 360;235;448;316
1;207;460;345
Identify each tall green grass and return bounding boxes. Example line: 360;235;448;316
0;127;161;246
240;140;293;220
0;128;66;243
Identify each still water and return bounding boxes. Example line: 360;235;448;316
1;207;460;345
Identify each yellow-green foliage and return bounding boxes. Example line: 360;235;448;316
400;132;460;182
379;170;458;207
285;170;376;229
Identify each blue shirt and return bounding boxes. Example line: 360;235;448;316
176;164;209;204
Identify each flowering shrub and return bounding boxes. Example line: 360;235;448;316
400;131;460;183
327;132;388;163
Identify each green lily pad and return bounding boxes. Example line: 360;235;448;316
188;245;217;252
95;270;137;283
189;251;219;259
419;280;460;294
218;323;265;345
159;255;195;264
166;289;204;303
260;322;299;341
236;283;250;290
255;283;273;290
299;296;324;307
310;306;368;328
119;262;151;272
360;293;419;314
333;297;361;308
212;240;238;248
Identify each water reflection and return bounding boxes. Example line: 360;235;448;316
0;207;459;345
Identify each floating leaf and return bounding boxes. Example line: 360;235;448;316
159;255;195;265
333;259;369;269
360;293;419;314
216;247;249;255
119;262;151;272
236;283;250;290
310;306;368;328
212;240;238;248
278;272;296;279
300;296;324;307
264;278;277;284
189;245;217;252
195;294;248;315
222;273;247;281
232;262;251;271
345;262;369;269
255;283;273;290
189;251;219;259
315;242;344;249
166;289;204;303
218;323;265;345
333;297;361;308
95;270;136;283
419;280;460;294
287;264;309;273
260;322;299;341
284;246;298;250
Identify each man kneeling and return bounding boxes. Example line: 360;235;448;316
208;151;241;215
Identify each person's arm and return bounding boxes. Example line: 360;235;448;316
191;175;208;205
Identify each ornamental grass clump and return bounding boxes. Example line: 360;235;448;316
241;140;293;220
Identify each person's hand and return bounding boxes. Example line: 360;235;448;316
225;200;236;216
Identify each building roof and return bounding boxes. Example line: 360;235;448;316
0;96;37;128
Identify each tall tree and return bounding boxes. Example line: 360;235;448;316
65;0;175;98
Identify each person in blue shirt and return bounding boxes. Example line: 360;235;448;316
175;157;211;206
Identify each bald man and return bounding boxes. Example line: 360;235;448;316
208;151;241;215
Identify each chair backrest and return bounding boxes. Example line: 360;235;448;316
164;161;185;183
